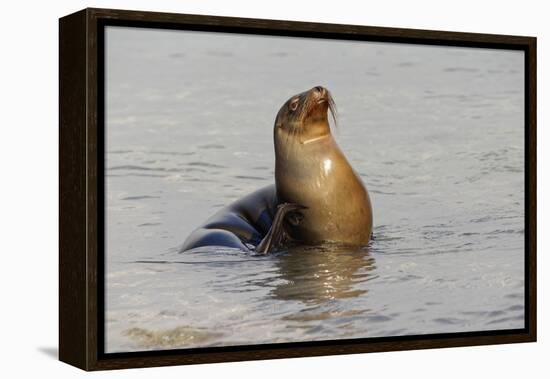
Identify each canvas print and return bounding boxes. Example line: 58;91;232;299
104;26;525;353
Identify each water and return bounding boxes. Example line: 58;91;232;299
104;27;525;353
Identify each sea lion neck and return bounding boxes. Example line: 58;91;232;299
297;120;331;144
273;120;333;156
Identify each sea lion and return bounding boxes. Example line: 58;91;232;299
181;86;372;253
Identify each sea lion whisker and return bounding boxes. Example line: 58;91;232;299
327;92;339;131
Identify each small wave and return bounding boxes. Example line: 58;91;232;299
133;259;261;265
397;61;415;67
366;314;393;322
234;175;267;181
149;150;195;156
108;165;206;174
108;149;134;154
282;309;365;322
121;195;160;200
108;173;166;178
270;52;289;58
198;144;225;150
505;293;523;300
108;165;159;171
506;305;524;312
486;315;524;325
124;326;223;349
422;230;455;240
423;223;452;229
443;67;479;73
187;161;227;169
487;228;524;235
433;317;464;325
502;165;522;173
138;222;162;227
369;190;396;195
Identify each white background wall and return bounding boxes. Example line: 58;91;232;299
0;0;546;377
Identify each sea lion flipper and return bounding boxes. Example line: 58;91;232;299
256;203;306;254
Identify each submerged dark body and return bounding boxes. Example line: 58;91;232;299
181;185;278;251
181;86;372;253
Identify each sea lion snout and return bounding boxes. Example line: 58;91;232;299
311;86;328;102
303;86;331;121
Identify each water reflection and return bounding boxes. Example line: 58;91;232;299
270;244;376;305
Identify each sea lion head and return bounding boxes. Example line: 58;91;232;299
274;86;337;144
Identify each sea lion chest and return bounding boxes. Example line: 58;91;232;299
275;137;372;245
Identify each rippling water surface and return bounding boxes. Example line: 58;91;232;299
105;27;525;352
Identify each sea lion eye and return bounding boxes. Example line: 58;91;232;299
289;98;299;111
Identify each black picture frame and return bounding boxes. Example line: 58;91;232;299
59;7;537;371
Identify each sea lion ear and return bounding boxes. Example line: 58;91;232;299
274;107;285;129
275;112;286;129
